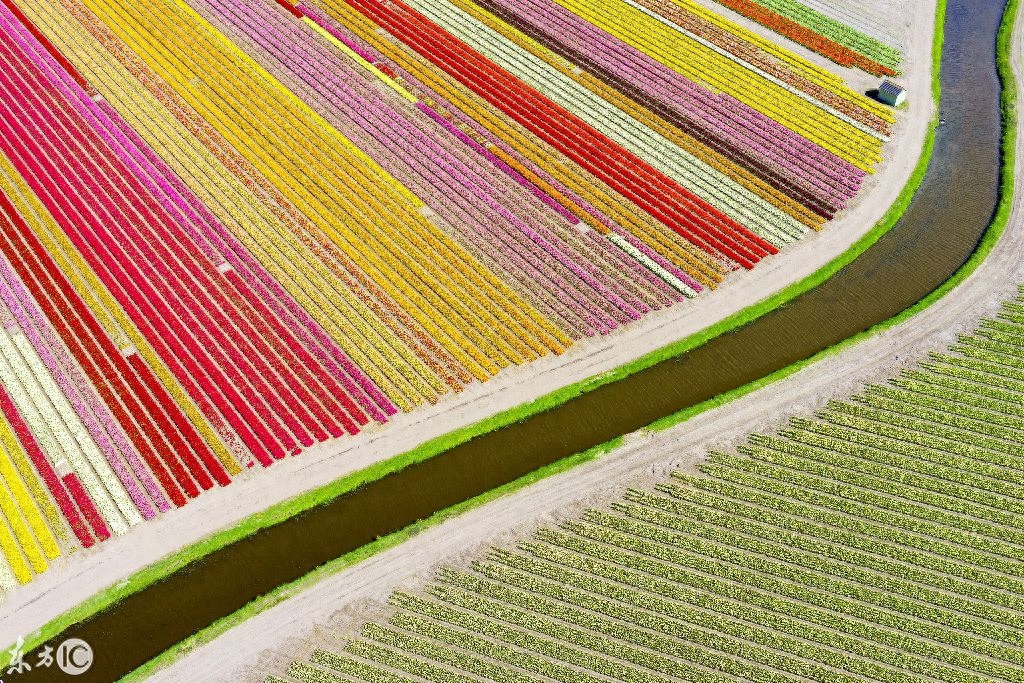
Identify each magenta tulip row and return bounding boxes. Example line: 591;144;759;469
489;0;865;208
297;1;706;293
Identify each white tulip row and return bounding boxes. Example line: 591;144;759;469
609;234;699;297
0;552;15;591
404;0;808;247
0;326;131;537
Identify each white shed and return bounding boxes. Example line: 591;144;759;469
878;79;907;107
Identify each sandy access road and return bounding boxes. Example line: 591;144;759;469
0;0;935;649
146;2;1024;679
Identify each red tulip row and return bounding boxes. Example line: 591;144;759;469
473;0;847;220
0;192;207;511
0;380;96;547
712;0;898;77
106;105;388;424
62;471;110;542
340;0;778;269
0;39;272;470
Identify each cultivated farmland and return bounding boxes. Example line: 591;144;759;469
0;0;908;599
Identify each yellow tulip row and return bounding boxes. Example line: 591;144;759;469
22;0;462;408
0;398;62;540
77;0;569;388
319;0;727;289
0;414;61;585
3;330;135;534
550;0;883;170
444;0;823;231
682;0;841;86
175;0;569;359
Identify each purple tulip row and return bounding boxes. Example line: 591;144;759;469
485;0;865;209
0;249;169;519
36;35;389;431
296;2;706;294
196;0;682;338
0;11;385;473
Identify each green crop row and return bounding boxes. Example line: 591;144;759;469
750;431;1013;501
896;368;1024;413
434;568;890;683
859;384;1024;434
821;402;1024;471
709;448;1024;544
790;417;1024;490
613;492;1024;634
310;646;417;683
738;0;902;68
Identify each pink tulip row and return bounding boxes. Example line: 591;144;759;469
0;380;98;547
108;111;395;423
298;2;707;292
0;251;167;519
415;106;686;308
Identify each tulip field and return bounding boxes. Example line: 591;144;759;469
0;0;900;591
270;287;1024;683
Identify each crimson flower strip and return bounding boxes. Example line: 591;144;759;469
0;191;201;508
0;33;283;467
0;9;376;468
340;0;777;269
62;472;110;542
0;383;93;547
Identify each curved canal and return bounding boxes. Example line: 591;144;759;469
22;0;1011;679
